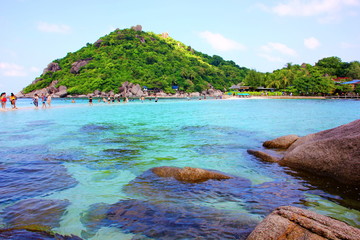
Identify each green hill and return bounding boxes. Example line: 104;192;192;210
23;26;249;95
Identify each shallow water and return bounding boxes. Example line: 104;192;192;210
0;98;359;239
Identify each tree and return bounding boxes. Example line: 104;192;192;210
244;70;265;88
346;61;360;79
316;56;345;77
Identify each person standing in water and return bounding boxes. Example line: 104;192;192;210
9;93;17;109
33;94;39;108
46;93;52;107
1;92;7;109
41;94;47;108
88;96;93;106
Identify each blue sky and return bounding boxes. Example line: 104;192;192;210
1;0;360;93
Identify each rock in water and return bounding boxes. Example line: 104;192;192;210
151;166;232;183
0;228;82;240
263;134;299;149
246;206;360;240
281;119;360;185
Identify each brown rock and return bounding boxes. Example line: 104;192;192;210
70;58;92;74
281;119;360;185
246;206;360;240
263;134;299;149
131;25;142;31
43;62;61;75
151;166;232;183
247;150;280;163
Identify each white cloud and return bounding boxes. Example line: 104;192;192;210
261;42;297;56
258;42;297;63
261;0;360;22
0;62;27;77
258;53;284;62
199;31;246;51
340;42;359;49
37;21;71;34
304;37;321;49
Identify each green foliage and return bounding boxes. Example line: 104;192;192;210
23;28;250;94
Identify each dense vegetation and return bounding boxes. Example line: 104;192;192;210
23;28;249;94
243;57;360;95
23;27;360;96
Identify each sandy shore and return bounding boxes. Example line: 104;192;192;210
222;95;326;100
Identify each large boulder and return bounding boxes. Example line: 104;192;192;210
249;119;360;186
281;119;360;185
246;206;360;240
151;166;232;183
52;86;67;98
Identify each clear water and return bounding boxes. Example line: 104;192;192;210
0;98;359;239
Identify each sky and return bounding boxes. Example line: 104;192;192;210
1;0;360;94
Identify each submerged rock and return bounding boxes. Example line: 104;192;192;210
0;160;77;204
0;228;82;240
123;167;306;217
151;166;232;183
246;206;360;240
82;199;258;240
2;199;70;229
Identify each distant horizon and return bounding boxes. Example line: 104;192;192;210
1;0;360;94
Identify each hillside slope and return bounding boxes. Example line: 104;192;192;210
22;26;249;96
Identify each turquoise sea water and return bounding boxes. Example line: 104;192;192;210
0;98;359;239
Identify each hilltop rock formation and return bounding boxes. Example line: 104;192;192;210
248;119;360;185
151;166;232;183
131;25;142;31
247;206;360;240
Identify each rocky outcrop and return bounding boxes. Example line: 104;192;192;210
248;119;360;185
263;134;299;149
70;58;92;74
131;25;142;31
43;62;61;75
281;119;360;185
118;81;144;97
94;39;103;47
246;206;360;240
151;166;232;183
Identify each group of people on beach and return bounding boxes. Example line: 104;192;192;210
32;93;52;108
1;92;18;110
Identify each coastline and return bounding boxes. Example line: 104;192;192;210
0;95;346;112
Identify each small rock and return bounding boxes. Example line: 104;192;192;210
263;134;299;149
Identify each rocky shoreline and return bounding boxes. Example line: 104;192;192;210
16;81;223;99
